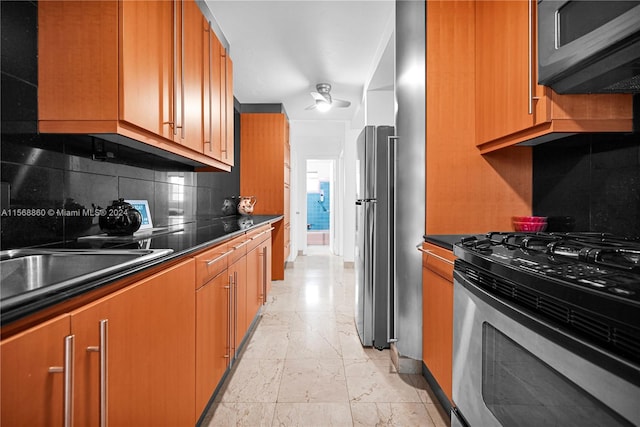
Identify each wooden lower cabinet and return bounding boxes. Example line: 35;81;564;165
229;256;248;353
421;242;456;404
1;259;196;427
246;245;262;322
195;271;230;416
1;314;71;427
262;236;273;297
246;233;273;318
70;259;196;427
1;227;275;425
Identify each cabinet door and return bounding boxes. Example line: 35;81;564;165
203;20;223;161
39;1;119;123
196;272;230;415
246;246;262;322
119;0;174;140
263;237;273;297
476;0;546;146
422;267;454;403
221;51;235;166
70;259;196;427
229;256;247;353
1;315;71;427
176;0;204;153
421;243;455;404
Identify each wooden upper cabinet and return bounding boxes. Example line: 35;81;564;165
119;0;173;140
475;0;633;154
39;1;120;124
240;113;287;214
203;19;223;162
240;111;289;279
38;0;231;171
222;51;235;166
178;0;204;153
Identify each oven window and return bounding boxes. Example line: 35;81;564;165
481;323;632;427
557;1;638;46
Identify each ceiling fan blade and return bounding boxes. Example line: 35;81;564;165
304;103;318;110
332;98;351;108
310;91;328;102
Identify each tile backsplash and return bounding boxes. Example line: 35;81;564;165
0;128;240;249
533;132;640;237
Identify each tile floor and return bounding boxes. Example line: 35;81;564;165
202;246;451;426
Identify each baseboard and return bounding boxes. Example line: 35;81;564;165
422;361;453;416
390;343;422;374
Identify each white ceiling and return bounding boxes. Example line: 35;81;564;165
204;0;395;122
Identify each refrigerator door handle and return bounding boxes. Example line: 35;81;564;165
387;135;399;344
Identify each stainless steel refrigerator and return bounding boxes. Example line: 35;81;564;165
355;125;395;349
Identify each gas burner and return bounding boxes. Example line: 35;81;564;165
453;231;640;367
474;231;640;271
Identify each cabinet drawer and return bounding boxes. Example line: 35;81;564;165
420;243;455;282
227;235;250;265
195;242;230;289
246;225;272;252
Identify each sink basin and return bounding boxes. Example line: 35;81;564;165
0;248;173;309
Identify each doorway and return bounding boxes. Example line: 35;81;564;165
306;160;333;247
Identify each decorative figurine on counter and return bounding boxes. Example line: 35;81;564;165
98;198;142;235
237;196;257;215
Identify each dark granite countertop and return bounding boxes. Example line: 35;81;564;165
423;234;475;251
1;215;283;327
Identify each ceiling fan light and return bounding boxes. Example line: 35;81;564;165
316;99;331;112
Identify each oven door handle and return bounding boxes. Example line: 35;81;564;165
453;267;640;387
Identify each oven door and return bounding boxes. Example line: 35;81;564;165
452;267;640;427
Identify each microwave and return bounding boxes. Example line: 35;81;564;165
538;0;640;94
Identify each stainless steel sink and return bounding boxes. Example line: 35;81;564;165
0;248;173;309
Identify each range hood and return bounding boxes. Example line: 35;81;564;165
538;0;640;94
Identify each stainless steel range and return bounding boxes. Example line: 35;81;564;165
451;232;640;427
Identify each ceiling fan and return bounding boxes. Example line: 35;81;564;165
305;83;351;112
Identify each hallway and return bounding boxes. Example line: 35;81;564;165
202;247;450;426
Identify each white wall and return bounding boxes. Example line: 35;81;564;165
365;90;395;126
290;120;346;259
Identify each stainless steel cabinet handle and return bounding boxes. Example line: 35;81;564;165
225;281;231;359
205;249;233;266
233;240;250;250
528;0;533;115
87;320;108;427
172;1;178;136
49;335;75;427
221;50;229;159
205;22;212;150
179;0;185;139
258;249;266;303
233;271;238;357
416;244;455;266
528;0;540;114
